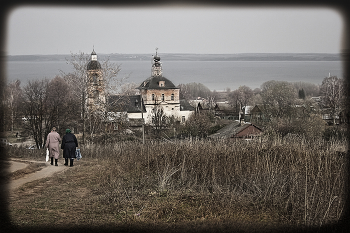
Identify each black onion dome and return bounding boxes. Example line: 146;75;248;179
87;60;101;70
138;76;178;90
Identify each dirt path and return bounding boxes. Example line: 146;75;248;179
8;160;29;173
7;159;69;190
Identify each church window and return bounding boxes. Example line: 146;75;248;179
93;74;98;85
161;94;165;101
152;94;155;101
171;94;174;101
182;116;185;122
94;90;99;103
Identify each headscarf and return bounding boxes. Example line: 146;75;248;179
66;129;71;134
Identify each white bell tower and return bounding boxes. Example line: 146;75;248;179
152;48;162;77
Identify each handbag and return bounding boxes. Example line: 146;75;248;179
46;148;49;162
76;148;82;161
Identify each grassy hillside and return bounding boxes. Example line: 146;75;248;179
6;137;347;231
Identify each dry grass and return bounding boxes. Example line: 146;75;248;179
7;137;348;231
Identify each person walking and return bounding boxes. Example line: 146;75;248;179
61;128;78;167
45;127;61;166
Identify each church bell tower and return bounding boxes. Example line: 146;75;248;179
86;49;106;113
152;48;162;77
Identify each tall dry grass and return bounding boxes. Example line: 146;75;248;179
77;136;347;227
6;136;347;227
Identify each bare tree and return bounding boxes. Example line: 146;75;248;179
260;80;297;120
148;97;169;138
46;76;79;135
320;76;344;125
4;80;23;131
228;85;253;114
100;57;123;96
22;79;49;148
292;81;320;97
227;89;240;112
178;82;212;100
181;111;213;138
206;94;216;112
61;53;90;143
119;82;139;96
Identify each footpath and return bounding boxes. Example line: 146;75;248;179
6;159;69;190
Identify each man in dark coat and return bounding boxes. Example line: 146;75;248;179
61;129;78;167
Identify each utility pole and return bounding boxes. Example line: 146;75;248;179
141;97;145;144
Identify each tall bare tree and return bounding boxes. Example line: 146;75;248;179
22;79;49;148
178;82;212;100
181;111;213;138
292;81;320;97
61;53;90;143
320;76;344;124
228;85;253;113
46;76;78;135
148;97;169;138
4;80;23;131
119;82;139;96
260;80;297;120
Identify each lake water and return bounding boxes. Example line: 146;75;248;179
6;60;343;91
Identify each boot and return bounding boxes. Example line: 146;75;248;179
50;157;53;165
70;159;74;167
55;159;58;166
64;158;68;166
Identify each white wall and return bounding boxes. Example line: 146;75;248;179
127;105;193;124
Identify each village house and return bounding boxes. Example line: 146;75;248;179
208;120;263;141
214;101;237;120
309;96;346;125
249;105;264;123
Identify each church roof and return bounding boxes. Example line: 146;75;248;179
107;95;146;113
208;121;262;139
87;49;101;70
87;60;101;70
180;99;196;111
138;76;178;90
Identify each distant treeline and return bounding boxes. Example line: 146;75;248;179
7;53;342;62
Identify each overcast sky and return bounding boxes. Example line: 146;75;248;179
5;5;344;55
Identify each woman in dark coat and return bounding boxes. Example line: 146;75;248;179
61;129;78;167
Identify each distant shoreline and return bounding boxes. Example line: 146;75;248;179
7;53;342;62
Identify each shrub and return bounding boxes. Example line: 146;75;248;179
323;125;348;141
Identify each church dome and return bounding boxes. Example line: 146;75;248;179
138;76;178;90
87;60;101;70
87;49;101;70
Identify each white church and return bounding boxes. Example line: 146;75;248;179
86;49;194;127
